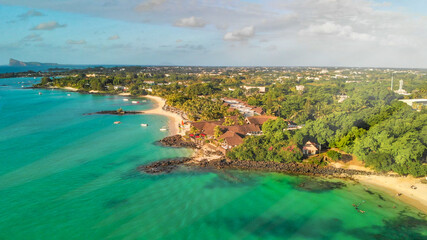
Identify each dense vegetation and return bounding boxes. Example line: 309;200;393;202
34;66;427;176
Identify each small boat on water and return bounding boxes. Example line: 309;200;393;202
123;98;129;101
140;123;148;127
132;101;139;104
38;92;42;95
67;94;71;96
159;126;168;131
114;121;121;124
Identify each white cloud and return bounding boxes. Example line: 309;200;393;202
174;16;206;28
31;21;66;30
2;0;427;66
66;40;86;45
224;26;255;41
108;35;120;40
300;21;375;41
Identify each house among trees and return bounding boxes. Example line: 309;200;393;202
190;115;277;152
243;86;266;93
222;98;265;116
219;131;244;149
302;141;319;155
245;116;277;127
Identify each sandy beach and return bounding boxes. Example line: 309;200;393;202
62;86;79;91
143;95;184;136
354;175;427;213
333;160;427;213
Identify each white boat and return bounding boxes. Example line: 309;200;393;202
159;127;168;131
67;94;71;96
140;123;148;127
123;98;129;101
131;101;139;104
38;92;42;95
114;121;121;124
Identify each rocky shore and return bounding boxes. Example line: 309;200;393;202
158;135;198;148
138;152;393;178
84;110;144;115
187;158;389;177
144;135;396;178
138;157;192;174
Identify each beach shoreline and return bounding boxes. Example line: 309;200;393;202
37;86;427;213
143;95;184;136
354;175;427;213
332;161;427;213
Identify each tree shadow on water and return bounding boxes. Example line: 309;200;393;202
204;171;261;189
205;215;344;239
292;177;346;193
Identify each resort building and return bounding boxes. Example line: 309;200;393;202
245;116;277;127
219;131;244;149
190;115;276;152
399;99;427;111
302;141;319;155
222;98;265;117
243;86;266;93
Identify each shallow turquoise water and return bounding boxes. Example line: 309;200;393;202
0;78;426;240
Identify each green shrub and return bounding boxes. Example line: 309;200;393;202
326;150;342;161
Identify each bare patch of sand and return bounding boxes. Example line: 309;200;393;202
62;87;78;91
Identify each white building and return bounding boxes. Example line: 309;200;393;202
296;85;305;91
394;80;410;95
243;86;266;93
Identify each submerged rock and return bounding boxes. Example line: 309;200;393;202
138;157;192;174
295;178;346;192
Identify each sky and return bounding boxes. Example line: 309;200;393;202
0;0;426;67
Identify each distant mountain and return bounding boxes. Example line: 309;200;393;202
9;58;59;67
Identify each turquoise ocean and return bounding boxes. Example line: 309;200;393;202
0;77;426;240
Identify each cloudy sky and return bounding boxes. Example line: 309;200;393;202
0;0;426;67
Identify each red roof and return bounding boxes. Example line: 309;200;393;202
222;124;260;135
303;141;319;151
245;116;277;126
191;121;222;135
219;131;244;146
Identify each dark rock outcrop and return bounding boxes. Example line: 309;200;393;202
189;159;379;177
84;110;144;115
138;157;192;174
158;135;198;148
